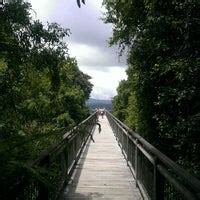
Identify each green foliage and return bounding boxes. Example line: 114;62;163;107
104;0;200;177
112;80;129;121
0;0;93;197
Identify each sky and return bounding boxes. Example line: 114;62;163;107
29;0;127;100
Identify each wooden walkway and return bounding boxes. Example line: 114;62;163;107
60;116;142;200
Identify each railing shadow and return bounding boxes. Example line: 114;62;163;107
58;125;104;199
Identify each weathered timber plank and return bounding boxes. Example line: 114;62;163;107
59;116;142;200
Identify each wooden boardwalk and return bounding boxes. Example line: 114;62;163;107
60;116;142;200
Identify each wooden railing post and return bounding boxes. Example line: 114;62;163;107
63;143;69;177
154;158;164;200
127;134;129;165
130;141;133;167
135;139;138;187
37;156;50;200
61;151;67;180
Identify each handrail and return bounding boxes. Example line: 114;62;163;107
106;110;200;200
6;112;97;200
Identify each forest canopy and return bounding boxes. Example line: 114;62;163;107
103;0;200;177
0;0;93;193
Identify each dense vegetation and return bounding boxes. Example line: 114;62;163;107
103;0;200;177
0;0;92;195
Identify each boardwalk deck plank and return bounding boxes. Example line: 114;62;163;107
60;116;142;200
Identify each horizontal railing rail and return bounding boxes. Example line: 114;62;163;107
106;111;200;200
6;113;97;200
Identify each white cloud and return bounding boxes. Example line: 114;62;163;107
80;66;127;100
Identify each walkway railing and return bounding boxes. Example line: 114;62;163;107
106;111;200;200
8;113;97;200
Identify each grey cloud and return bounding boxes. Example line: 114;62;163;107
68;42;127;68
50;0;109;46
48;0;127;68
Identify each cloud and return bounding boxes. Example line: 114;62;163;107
48;1;118;51
80;66;127;99
28;0;127;100
91;87;115;100
68;42;126;69
29;0;127;68
29;0;109;48
28;0;57;21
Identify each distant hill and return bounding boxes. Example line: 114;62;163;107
86;98;112;111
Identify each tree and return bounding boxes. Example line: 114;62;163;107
0;1;93;197
103;0;200;177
